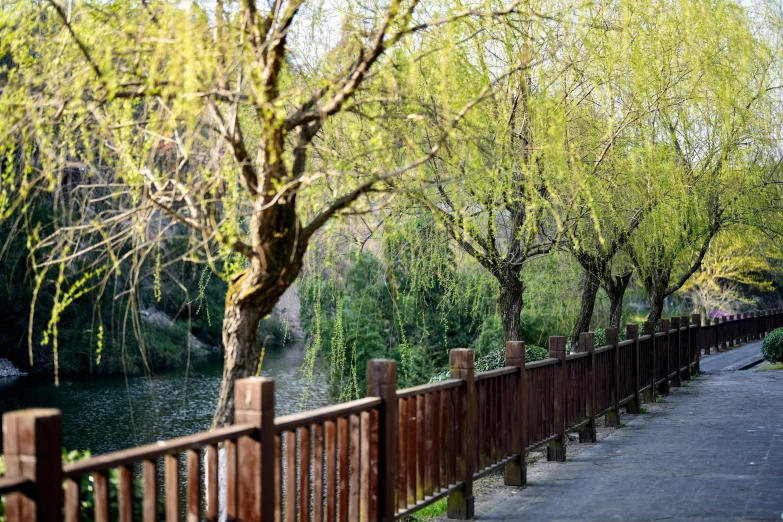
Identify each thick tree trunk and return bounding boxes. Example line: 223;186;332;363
606;271;632;330
571;272;600;350
212;288;268;429
499;280;525;342
608;291;623;330
212;200;307;428
647;287;666;324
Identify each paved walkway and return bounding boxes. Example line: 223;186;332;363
700;339;766;372
481;370;783;521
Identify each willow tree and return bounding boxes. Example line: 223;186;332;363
623;0;779;322
680;230;777;317
553;0;681;342
341;0;610;343
0;0;529;426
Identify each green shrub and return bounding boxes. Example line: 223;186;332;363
429;343;549;382
526;344;549;361
592;326;643;348
761;328;783;363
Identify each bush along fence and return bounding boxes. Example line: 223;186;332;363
1;309;781;522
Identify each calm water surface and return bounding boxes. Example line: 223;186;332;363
0;344;327;455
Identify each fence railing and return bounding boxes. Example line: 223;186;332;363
2;309;781;522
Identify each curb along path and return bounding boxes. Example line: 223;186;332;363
700;338;765;372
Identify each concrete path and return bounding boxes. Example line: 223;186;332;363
700;340;766;373
481;370;783;521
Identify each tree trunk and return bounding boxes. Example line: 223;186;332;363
212;292;267;429
608;291;624;330
606;271;632;330
498;280;525;342
212;200;307;428
571;272;599;350
647;287;666;324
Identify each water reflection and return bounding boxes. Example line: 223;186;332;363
0;343;327;455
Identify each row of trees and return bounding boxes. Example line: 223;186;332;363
0;0;781;424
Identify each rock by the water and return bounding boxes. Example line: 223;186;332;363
0;358;27;378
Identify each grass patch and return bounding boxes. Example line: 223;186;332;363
618;423;627;428
407;498;447;521
639;407;648;414
758;362;783;371
655;396;666;403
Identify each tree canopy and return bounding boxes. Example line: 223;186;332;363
0;0;782;418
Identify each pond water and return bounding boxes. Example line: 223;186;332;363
0;344;328;455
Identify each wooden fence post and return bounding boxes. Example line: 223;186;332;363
367;359;398;522
732;315;739;346
234;377;275;522
756;311;762;339
740;313;753;343
605;328;620;427
680;316;691;381
2;409;63;522
724;315;731;349
670;317;682;387
704;318;711;355
643;321;656;403
726;315;732;347
626;324;641;414
579;332;597;443
547;336;567;462
691;314;701;375
504;341;526;486
448;349;475;520
659;319;670;395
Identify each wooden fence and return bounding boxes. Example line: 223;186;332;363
1;309;781;522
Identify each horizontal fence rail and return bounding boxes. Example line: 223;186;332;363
2;309;782;521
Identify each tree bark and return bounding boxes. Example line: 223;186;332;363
571;271;600;350
498;279;525;342
212;200;307;428
647;286;666;324
608;290;623;330
606;271;632;329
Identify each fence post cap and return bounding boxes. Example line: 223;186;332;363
548;336;567;355
578;332;595;346
366;359;398;384
643;321;656;335
626;324;639;338
505;341;526;361
235;377;274;411
449;348;474;369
